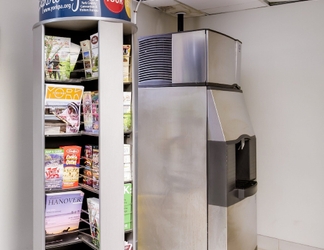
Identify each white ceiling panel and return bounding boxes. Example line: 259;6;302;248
140;0;313;16
201;1;268;14
177;0;267;11
141;0;178;8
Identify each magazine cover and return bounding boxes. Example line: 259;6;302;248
87;197;100;247
45;84;84;134
123;45;131;82
92;146;99;189
92;92;99;133
90;33;99;78
45;148;64;190
123;92;132;133
124;241;133;250
70;42;81;73
61;145;82;189
124;144;132;182
124;183;133;231
80;40;93;79
45;36;71;81
82;91;93;132
45;190;84;235
83;145;93;186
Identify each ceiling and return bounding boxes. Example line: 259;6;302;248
139;0;313;17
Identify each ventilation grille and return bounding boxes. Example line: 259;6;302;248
139;34;172;85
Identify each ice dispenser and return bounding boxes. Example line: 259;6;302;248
207;88;257;207
137;29;257;250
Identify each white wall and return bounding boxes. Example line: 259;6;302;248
0;1;38;250
186;1;324;249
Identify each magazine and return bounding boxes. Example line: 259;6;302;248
70;42;81;73
45;190;84;235
80;40;93;79
44;36;71;81
82;145;93;186
123;92;132;133
80;33;99;79
90;33;99;78
124;144;132;182
61;145;82;189
45;148;64;190
87;197;100;247
123;45;131;82
92;92;99;133
92;146;99;189
82;91;93;132
124;241;133;250
45;84;84;134
124;183;133;231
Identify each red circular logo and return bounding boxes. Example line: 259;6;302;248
104;0;124;14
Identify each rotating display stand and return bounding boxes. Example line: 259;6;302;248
33;17;137;250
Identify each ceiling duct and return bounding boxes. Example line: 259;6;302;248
177;12;185;31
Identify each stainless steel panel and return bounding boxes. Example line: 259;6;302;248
228;195;257;250
208;196;257;250
172;30;207;84
208;205;227;250
172;30;240;85
207;30;238;85
208;89;255;142
138;86;208;250
207;90;225;141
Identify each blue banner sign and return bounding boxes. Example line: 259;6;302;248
39;0;131;22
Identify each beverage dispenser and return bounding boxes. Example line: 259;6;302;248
137;29;257;250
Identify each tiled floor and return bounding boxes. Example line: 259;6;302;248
258;235;324;250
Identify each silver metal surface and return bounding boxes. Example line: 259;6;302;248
208;89;255;142
138;29;256;250
137;86;208;250
208;195;257;250
172;30;207;84
207;30;238;85
227;195;257;250
208;205;228;250
132;30;139;250
172;30;240;85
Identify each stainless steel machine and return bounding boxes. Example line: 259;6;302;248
137;29;257;250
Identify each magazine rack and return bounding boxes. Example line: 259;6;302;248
33;17;137;250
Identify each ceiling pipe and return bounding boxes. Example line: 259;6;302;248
177;12;185;32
